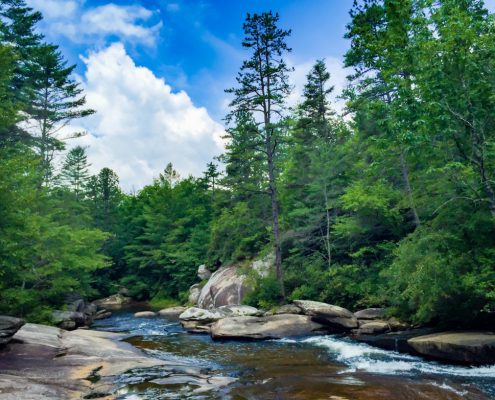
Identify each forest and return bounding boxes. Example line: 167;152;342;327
1;0;494;329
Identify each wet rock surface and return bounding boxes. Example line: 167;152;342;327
210;314;328;340
408;331;495;364
294;300;359;330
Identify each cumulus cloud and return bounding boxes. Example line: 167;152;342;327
27;0;79;19
71;43;225;191
27;1;161;46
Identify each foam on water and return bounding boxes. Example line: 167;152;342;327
289;335;495;378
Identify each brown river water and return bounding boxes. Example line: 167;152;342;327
93;309;495;399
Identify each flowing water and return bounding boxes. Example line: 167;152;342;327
93;309;495;399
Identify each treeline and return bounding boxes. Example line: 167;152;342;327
1;0;494;327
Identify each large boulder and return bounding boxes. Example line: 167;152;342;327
211;314;328;341
179;307;228;333
197;266;249;309
293;300;358;331
217;305;262;317
197;264;212;280
354;308;385;320
188;284;201;305
408;332;495;364
0;316;25;345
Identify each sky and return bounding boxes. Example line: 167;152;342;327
23;1;374;190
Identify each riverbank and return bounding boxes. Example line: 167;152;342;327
0;322;234;399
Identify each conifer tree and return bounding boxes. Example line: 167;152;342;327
226;11;292;297
60;145;90;201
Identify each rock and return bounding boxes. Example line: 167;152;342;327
251;252;274;278
94;310;112;320
0;316;25;345
68;298;86;313
179;307;228;333
158;306;187;317
355;320;391;335
188;283;201;305
52;310;88;330
58;320;77;330
93;293;130;309
387;317;410;331
218;305;262;317
211;314;328;340
134;311;156;318
0;323;236;398
352;328;439;354
118;286;130;296
197;266;249;309
408;331;495;364
198;264;212;280
293;300;358;331
274;304;304;315
354;308;385;320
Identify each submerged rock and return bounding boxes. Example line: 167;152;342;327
0;316;25;345
210;314;328;340
293;300;358;331
408;331;495;364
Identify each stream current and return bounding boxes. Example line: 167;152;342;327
93;309;495;399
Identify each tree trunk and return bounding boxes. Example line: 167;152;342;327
267;142;285;298
399;151;420;227
323;184;332;269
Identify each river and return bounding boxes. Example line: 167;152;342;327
92;308;495;399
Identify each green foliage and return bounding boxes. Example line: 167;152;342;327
243;274;282;310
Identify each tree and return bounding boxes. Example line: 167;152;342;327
59;146;90;201
300;59;334;140
0;0;43;142
87;168;122;232
226;11;292;297
25;44;95;185
345;0;422;228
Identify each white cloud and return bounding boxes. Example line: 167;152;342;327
70;43;225;191
27;0;79;19
27;1;161;46
287;57;349;113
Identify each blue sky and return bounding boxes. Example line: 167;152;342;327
25;0;355;190
24;0;495;190
31;1;352;119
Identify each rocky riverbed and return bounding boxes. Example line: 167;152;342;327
1;307;495;399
